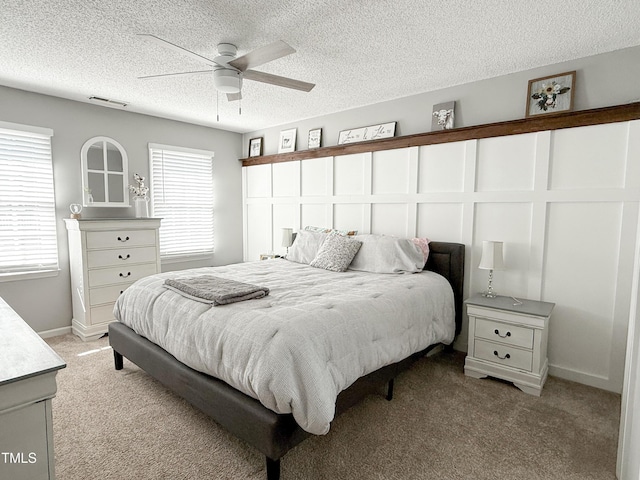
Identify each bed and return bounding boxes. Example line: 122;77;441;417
108;238;464;479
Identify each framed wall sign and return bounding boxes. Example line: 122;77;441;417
278;128;297;153
337;121;396;145
308;128;322;149
248;137;263;157
526;71;576;118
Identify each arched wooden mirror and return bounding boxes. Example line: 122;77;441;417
81;136;129;207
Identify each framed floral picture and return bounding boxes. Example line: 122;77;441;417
278;128;297;153
526;71;576;118
248;137;263;157
308;128;322;149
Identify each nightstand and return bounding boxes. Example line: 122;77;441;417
464;294;554;396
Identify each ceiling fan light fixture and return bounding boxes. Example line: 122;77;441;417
213;68;242;94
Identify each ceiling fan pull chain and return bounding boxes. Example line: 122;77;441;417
216;90;219;122
239;96;242;116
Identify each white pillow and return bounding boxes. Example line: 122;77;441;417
348;234;424;273
285;230;327;264
310;232;362;272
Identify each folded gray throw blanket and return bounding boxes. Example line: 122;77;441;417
164;275;269;306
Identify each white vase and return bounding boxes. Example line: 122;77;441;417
134;196;149;218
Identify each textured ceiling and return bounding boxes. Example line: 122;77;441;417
1;0;639;133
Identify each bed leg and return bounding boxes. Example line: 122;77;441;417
113;350;123;370
266;457;280;480
386;379;395;401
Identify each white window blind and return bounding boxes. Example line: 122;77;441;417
149;144;215;258
0;122;58;275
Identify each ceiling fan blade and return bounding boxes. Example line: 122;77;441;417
243;70;315;92
138;70;212;79
228;40;295;72
138;34;217;66
227;92;242;102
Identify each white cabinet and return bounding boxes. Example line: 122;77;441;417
64;218;161;341
0;297;66;480
464;294;554;396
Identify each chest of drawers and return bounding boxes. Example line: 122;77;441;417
464;294;554;396
64;218;161;341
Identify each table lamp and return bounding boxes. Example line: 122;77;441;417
281;228;294;254
479;240;504;298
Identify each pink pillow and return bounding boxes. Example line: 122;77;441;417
411;237;430;263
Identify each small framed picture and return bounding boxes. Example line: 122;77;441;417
526;71;576;118
248;137;263;157
431;101;456;130
278;128;297;153
308;128;322;149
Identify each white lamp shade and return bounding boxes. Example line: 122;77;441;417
281;228;294;248
479;241;504;270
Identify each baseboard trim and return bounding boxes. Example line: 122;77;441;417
548;364;620;394
38;326;72;339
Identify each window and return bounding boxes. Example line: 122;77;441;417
149;144;215;259
0;121;58;277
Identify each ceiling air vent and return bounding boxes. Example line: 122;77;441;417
88;96;128;109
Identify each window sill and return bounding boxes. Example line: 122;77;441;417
160;253;214;265
0;268;60;283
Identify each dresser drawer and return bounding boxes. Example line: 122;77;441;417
475;317;534;349
88;263;157;288
474;339;533;372
89;304;117;325
87;246;157;269
89;284;132;306
86;229;156;249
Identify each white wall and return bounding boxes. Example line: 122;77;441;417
617;209;640;479
0;86;244;334
242;119;640;394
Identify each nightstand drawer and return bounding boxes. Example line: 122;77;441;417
87;246;157;268
474;339;533;372
86;229;156;249
475;318;533;349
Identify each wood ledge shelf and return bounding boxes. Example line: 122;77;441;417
241;102;640;166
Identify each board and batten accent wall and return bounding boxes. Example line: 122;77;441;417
242;118;640;394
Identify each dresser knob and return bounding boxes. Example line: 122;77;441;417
493;350;511;360
119;272;131;278
118;254;131;260
117;236;130;242
494;329;511;338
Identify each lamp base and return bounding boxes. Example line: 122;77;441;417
482;269;497;298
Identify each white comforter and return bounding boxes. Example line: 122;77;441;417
113;259;455;435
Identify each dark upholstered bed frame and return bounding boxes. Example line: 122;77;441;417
108;241;465;480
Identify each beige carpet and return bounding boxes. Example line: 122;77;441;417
46;334;620;479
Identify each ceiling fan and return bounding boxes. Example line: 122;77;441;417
137;34;315;104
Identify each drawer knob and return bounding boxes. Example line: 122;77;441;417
494;329;511;338
117;236;130;242
119;272;131;278
493;350;511;360
118;254;131;260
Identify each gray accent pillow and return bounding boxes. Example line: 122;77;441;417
285;230;328;264
310;232;362;272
